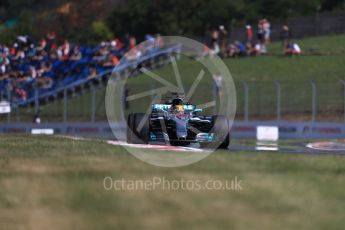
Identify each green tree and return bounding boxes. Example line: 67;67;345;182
107;0;345;38
91;20;113;40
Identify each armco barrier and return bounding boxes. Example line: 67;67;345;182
1;121;345;140
232;121;345;139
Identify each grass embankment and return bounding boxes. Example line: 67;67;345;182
0;135;345;229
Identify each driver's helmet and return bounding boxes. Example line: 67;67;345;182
175;105;184;112
171;98;184;112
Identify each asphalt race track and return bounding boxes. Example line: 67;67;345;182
230;142;345;155
105;138;345;155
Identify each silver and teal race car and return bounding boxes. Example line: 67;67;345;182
127;94;230;149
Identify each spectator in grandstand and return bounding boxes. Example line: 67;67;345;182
19;71;30;82
38;38;47;51
0;73;8;80
0;31;145;103
246;43;261;56
280;25;290;48
237;41;247;56
69;46;82;61
29;66;37;79
32;50;45;61
124;46;142;61
92;41;109;64
16;35;33;49
9;44;17;56
0;54;9;74
0;62;7;75
144;34;156;50
54;47;63;60
113;37;124;50
49;47;60;61
15;87;27;100
143;33;163;50
88;65;97;79
2;45;9;54
46;31;57;51
208;29;220;56
227;41;246;57
103;54;119;67
262;18;271;44
123;33;131;51
36;75;53;89
227;43;236;57
257;19;269;54
245;25;253;44
284;42;301;56
26;44;36;58
0;57;6;73
155;34;164;48
40;61;53;73
100;42;111;56
129;36;137;50
92;51;104;64
121;33;137;53
61;39;71;60
109;38;123;54
12;49;26;62
253;43;262;56
219;25;228;58
257;20;264;45
199;43;211;59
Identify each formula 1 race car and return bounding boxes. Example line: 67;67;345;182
127;93;230;149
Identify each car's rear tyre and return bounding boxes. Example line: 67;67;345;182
199;116;229;149
212;115;230;149
127;113;149;144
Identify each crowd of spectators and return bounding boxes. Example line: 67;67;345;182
206;19;301;58
0;32;164;102
0;23;301;103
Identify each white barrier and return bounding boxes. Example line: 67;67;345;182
256;126;279;151
31;129;54;135
256;126;279;141
0;101;11;114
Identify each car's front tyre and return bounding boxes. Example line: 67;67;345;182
212;115;230;149
127;113;149;144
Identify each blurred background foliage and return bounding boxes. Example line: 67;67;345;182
0;0;344;44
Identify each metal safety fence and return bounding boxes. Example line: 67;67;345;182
235;80;345;121
1;79;345;123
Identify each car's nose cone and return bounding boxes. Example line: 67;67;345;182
175;119;188;139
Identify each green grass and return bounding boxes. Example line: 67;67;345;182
228;55;345;81
268;34;345;54
0;135;345;230
6;34;345;122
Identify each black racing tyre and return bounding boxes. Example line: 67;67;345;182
212;115;230;149
219;133;230;149
131;113;149;144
